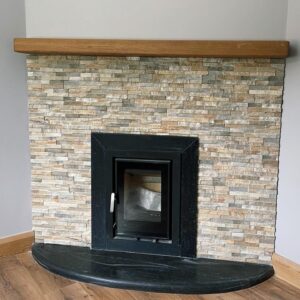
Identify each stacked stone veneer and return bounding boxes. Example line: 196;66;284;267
27;55;285;263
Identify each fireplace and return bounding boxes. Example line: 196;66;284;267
22;41;285;292
91;133;198;257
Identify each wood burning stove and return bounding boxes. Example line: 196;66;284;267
92;133;198;257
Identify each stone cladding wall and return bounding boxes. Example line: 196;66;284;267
27;55;285;263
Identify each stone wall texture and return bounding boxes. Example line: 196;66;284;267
27;55;285;263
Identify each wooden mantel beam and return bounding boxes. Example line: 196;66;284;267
14;38;289;58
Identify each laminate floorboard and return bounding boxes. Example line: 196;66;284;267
0;252;299;300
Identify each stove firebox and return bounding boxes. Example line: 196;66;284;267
115;158;171;240
92;133;198;257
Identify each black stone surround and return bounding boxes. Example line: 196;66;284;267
92;133;198;257
32;243;274;294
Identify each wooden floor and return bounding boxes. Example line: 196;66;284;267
0;252;299;300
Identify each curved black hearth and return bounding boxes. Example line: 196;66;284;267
32;243;274;294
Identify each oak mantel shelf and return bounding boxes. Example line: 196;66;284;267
14;38;289;58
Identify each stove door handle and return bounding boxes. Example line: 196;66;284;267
110;192;116;213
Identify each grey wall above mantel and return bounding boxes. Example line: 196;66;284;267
25;0;288;40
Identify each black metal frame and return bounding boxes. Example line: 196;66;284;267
92;133;198;257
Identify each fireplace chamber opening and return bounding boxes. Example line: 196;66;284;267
114;158;171;241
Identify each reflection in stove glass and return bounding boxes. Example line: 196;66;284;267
124;169;161;223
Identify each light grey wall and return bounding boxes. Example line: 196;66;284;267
0;0;32;238
276;0;300;265
25;0;288;39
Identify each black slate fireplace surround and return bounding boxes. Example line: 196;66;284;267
91;133;199;257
